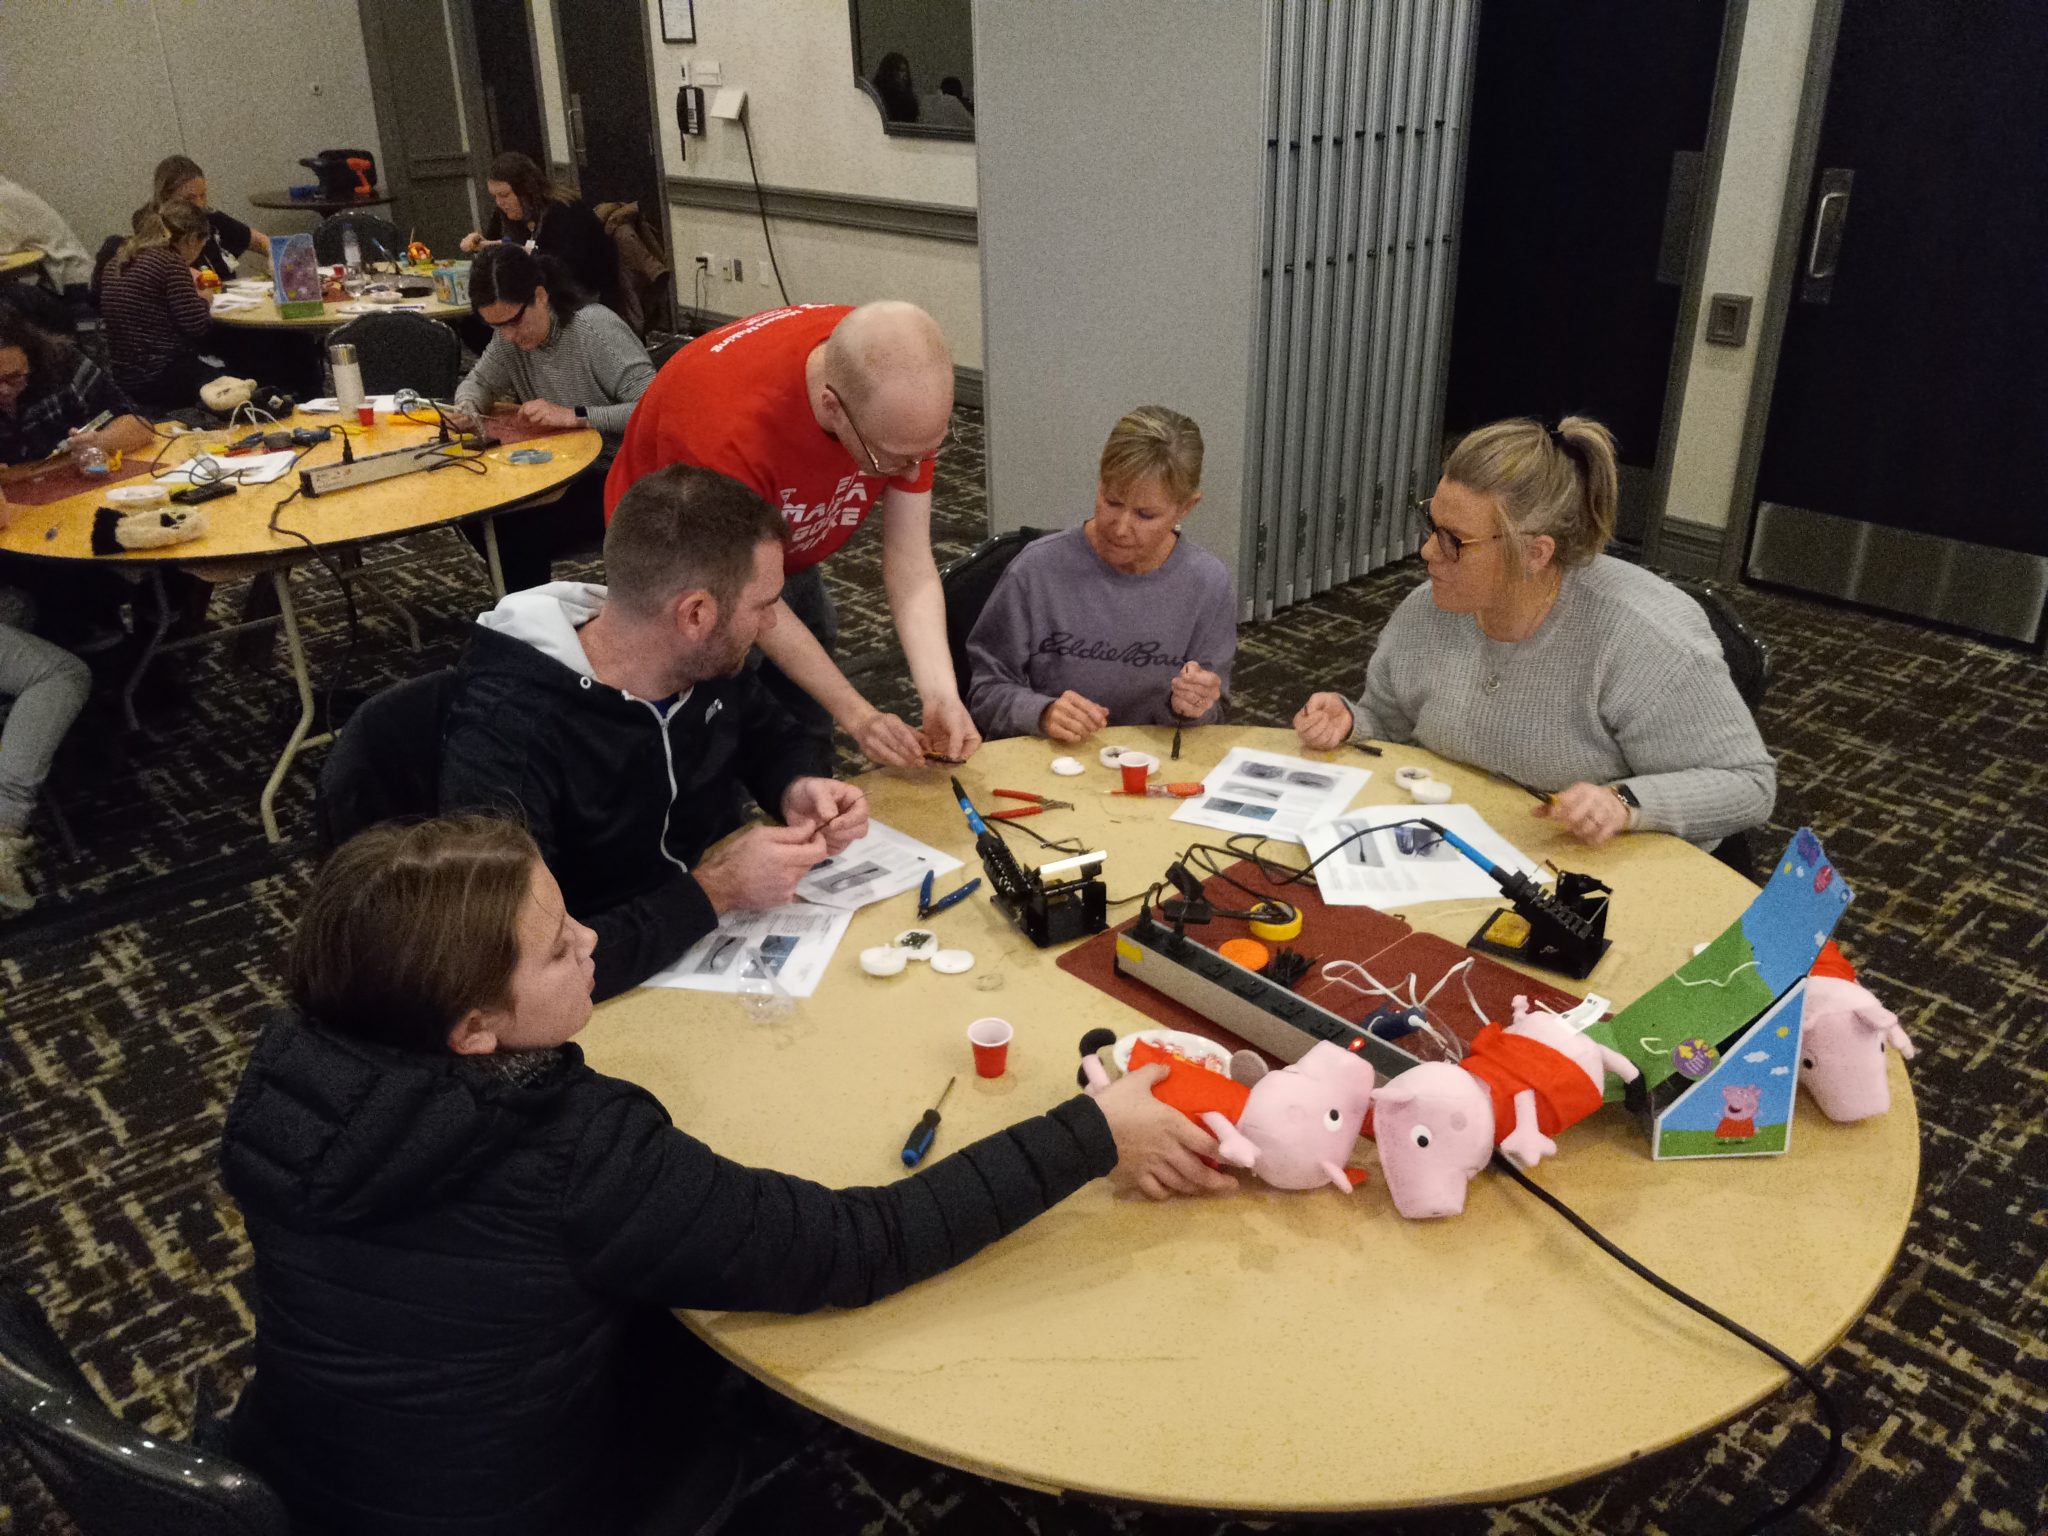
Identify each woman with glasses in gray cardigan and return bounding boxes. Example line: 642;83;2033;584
1295;415;1774;852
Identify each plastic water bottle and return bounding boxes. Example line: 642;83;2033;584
341;224;364;296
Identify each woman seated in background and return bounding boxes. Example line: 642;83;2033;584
966;405;1236;744
97;199;215;413
445;244;654;590
150;155;270;281
458;152;618;313
1293;415;1774;849
222;816;1224;1536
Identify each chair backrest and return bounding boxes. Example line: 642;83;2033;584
323;312;463;399
312;212;404;269
0;1279;289;1536
316;669;457;848
939;527;1055;701
1670;576;1771;714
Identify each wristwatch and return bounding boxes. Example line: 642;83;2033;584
1609;781;1641;829
573;405;589;422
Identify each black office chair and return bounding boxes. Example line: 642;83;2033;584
938;526;1055;700
0;1278;289;1536
1671;577;1773;879
322;311;463;400
316;668;456;848
311;212;404;270
1672;576;1772;713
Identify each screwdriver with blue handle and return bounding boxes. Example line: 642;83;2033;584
900;1076;956;1167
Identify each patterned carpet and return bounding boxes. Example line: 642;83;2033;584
2;407;2044;1536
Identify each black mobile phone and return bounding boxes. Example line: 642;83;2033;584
171;481;238;505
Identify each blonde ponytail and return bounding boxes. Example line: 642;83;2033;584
1442;414;1618;569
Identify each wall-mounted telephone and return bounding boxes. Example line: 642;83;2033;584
677;85;705;138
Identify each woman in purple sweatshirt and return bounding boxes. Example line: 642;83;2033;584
965;406;1237;743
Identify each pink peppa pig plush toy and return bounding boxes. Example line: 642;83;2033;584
1371;994;1640;1218
1800;942;1916;1122
1079;1035;1376;1193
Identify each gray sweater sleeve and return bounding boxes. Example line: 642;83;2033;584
576;307;656;438
1603;638;1776;843
1345;591;1425;746
965;563;1057;740
1186;567;1239;725
454;336;517;415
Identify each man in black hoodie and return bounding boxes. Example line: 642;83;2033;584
441;464;868;999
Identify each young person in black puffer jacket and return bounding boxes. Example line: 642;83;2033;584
219;817;1230;1536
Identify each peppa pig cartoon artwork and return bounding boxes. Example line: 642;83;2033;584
1586;827;1853;1160
1079;1034;1376;1192
1716;1083;1762;1141
1647;982;1805;1159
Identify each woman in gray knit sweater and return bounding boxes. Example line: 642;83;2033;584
1295;416;1773;850
449;245;654;590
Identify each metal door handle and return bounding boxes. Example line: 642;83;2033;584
1799;169;1854;305
1807;191;1849;279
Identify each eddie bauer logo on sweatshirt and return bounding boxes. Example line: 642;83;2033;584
1035;634;1189;669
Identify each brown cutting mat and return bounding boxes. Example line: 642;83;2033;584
0;455;154;505
1055;857;1591;1064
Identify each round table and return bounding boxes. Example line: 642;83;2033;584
210;293;469;331
579;726;1920;1515
0;411;600;838
248;189;396;216
0;249;46;281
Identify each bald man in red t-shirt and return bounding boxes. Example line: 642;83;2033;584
605;301;978;768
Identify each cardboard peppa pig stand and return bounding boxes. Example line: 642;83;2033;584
580;729;1921;1518
1587;827;1852;1160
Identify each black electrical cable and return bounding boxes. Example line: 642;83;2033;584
738;110;792;305
1495;1155;1844;1532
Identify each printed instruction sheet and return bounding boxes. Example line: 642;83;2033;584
1301;803;1543;909
795;820;962;912
1170;746;1372;843
641;902;852;998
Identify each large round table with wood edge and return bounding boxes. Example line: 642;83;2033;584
578;725;1920;1517
0;249;46;281
0;410;600;840
209;291;470;330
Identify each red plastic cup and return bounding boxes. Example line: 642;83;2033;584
356;402;376;427
1119;752;1154;795
968;1017;1013;1079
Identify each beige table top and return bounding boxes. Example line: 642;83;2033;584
0;411;600;564
0;249;46;279
581;726;1919;1514
211;291;469;330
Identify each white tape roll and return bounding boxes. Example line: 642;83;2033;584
105;484;171;510
859;946;908;977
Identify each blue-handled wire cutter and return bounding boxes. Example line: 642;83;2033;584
918;867;982;919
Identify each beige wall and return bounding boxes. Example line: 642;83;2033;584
637;0;982;366
1661;0;1821;538
0;0;382;253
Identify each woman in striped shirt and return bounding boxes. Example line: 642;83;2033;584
98;199;214;413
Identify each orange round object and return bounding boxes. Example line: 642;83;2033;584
1218;938;1271;972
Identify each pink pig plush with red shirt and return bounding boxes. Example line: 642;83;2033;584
1801;945;1916;1122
